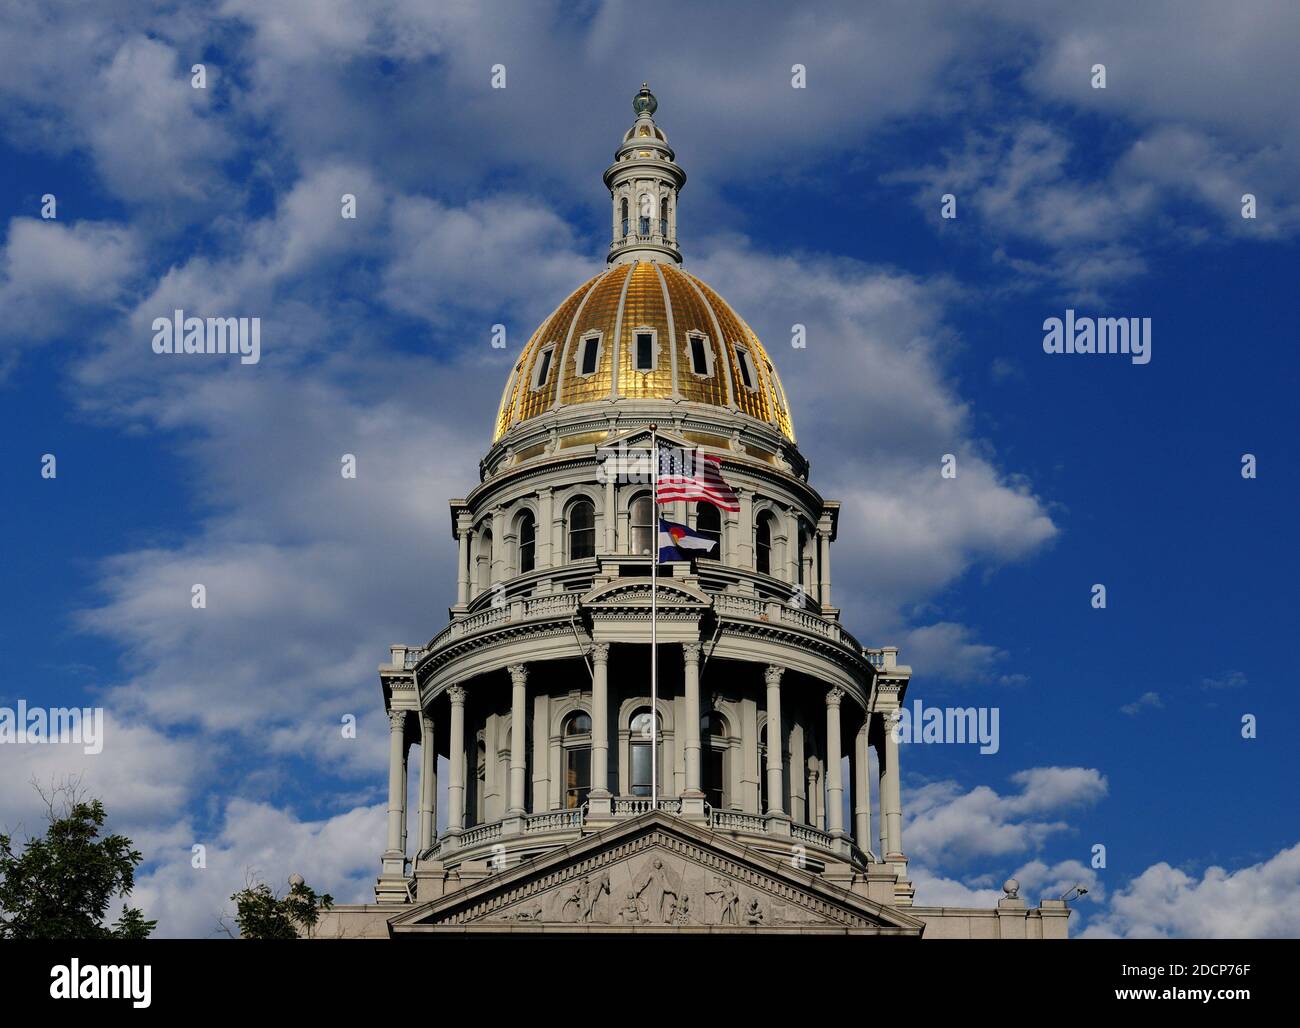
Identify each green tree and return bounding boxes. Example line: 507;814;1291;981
230;875;333;939
0;783;155;939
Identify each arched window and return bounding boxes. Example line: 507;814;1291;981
701;712;728;809
638;193;652;235
629;709;661;797
563;711;592;809
568;499;595;560
477;527;493;594
516;511;536;574
630;492;654;556
621;197;629;237
797;521;808;587
695;502;721;556
755;512;774;575
474;736;487;825
759;723;768;813
660;196;669;235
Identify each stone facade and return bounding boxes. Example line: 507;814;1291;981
318;86;1069;939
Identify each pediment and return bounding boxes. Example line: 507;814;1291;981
390;813;923;934
597;426;693;453
583;578;711;609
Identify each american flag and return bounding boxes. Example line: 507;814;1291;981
656;445;739;511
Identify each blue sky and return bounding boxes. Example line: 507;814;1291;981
1;1;1297;937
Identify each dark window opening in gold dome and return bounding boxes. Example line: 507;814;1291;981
688;334;710;376
630;492;654;555
533;346;554;390
755;512;774;575
736;346;756;390
568;499;595;560
695;502;721;552
517;511;536;574
635;332;654;372
579;335;601;377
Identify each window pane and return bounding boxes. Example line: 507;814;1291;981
631;743;652;797
565;712;591;736
569;501;595;560
695;503;720;549
566;747;590;809
581;338;599;375
630;494;653;555
704;749;724;809
636;333;653;370
518;514;535;573
536;349;552;386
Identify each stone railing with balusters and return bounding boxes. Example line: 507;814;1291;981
455;821;503;849
611;797;682;816
524;809;584;834
790;822;835;850
710;809;768;834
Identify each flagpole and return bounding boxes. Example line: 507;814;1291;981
649;423;658;810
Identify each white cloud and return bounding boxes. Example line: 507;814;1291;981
904;767;1107;866
1082;843;1300;939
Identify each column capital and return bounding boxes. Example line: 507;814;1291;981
764;665;785;689
447;684;466;705
682;641;702;663
387;709;408;732
826;686;845;708
590;642;610;665
421;712;435;732
507;663;529;686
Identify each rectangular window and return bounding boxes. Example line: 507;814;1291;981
565;748;590;809
631;743;653;797
704;748;725;809
581;336;600;376
534;348;553;388
736;347;754;389
689;336;709;375
636;332;653;371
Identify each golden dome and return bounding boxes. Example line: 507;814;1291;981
494;260;795;442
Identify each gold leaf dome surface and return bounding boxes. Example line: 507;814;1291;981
494;260;795;442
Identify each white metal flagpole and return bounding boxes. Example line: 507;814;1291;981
650;423;658;809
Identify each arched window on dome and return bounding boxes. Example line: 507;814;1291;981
701;712;729;810
621;197;629;238
695;502;721;556
660;196;669;237
629;491;654;556
638;193;652;236
567;499;595;560
755;511;775;576
563;711;592;810
515;510;536;574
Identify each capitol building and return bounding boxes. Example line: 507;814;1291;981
320;85;1069;938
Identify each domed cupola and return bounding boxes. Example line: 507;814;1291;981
605;84;686;266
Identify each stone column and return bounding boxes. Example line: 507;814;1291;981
418;712;437;853
853;715;871;854
589;643;611;815
682;643;702;794
490;506;506;585
508;664;528;817
817;514;833;608
604;473;617;553
537;488;554;568
764;666;785;816
385;709;408;856
738;489;755;569
455;512;471;608
882;711;904;859
825;687;845;835
446;686;466;834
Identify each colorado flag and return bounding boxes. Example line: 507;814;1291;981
657;518;718;562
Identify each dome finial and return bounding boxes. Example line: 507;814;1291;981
633;82;657;117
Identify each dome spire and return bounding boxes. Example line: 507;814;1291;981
603;82;686;266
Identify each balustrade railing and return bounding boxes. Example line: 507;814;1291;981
710;809;768;833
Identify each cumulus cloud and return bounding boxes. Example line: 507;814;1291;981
1082;843;1300;939
905;766;1107;866
1120;691;1163;716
